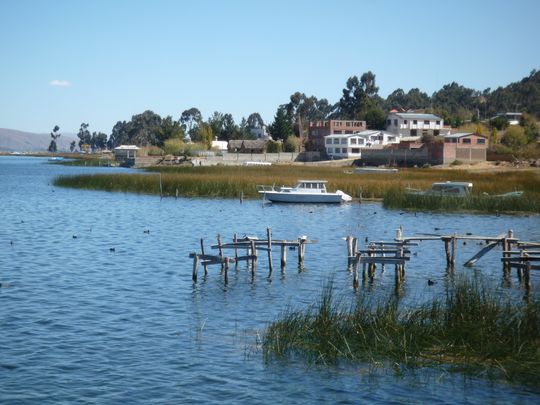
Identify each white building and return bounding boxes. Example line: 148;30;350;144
324;130;399;159
249;125;271;140
385;112;450;138
211;138;228;152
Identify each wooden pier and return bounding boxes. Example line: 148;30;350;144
190;228;316;282
346;227;539;294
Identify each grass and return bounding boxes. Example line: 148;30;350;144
383;188;540;213
53;165;540;212
262;278;540;386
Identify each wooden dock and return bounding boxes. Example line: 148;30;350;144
346;227;539;294
190;228;316;282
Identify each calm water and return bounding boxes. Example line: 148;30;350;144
1;156;539;404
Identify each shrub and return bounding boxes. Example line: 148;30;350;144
163;138;186;156
284;136;300;152
450;160;463;166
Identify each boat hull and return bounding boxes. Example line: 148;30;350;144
260;191;346;203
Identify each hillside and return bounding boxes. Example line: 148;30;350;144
0;128;78;152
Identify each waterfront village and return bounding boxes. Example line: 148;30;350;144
111;110;525;169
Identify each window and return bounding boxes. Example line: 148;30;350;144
333;130;343;134
345;130;353;134
325;138;331;144
436;120;440;125
411;129;417;136
346;122;351;127
462;138;471;144
445;138;457;143
387;119;391;126
424;120;430;125
342;148;347;153
351;148;360;154
394;119;398;126
351;138;357;144
413;120;418;125
477;138;486;144
341;138;347;144
404;120;408;124
333;138;339;144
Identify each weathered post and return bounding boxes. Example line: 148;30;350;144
217;234;224;271
233;233;239;270
175;188;179;199
451;235;457;266
444;238;451;268
200;238;208;275
240;191;244;204
192;253;199;282
524;252;531;294
267;227;273;276
250;239;257;274
280;243;287;270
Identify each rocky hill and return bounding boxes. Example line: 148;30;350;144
0;128;78;152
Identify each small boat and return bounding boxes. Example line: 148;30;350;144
257;180;352;203
354;167;398;174
406;181;473;197
48;157;64;161
483;190;524;198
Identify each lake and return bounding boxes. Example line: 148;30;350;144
1;156;539;404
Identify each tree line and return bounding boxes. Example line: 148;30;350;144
49;69;539;153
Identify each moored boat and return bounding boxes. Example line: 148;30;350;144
257;180;352;203
406;181;473;197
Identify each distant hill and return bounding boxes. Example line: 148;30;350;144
0;128;78;152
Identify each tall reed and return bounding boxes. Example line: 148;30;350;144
262;278;540;385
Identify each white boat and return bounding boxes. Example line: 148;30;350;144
257;180;352;203
354;167;398;174
406;181;473;197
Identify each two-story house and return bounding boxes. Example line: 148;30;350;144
385;112;450;138
324;130;399;159
309;120;367;151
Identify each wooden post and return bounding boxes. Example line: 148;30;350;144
346;236;353;258
352;237;358;258
224;257;229;284
175;188;179;199
250;239;257;274
240;191;244;204
451;235;457;266
200;238;208;275
353;256;359;289
524;252;531;294
280;243;287;270
159;173;163;199
192;254;199;282
267;227;273;276
444;238;451;267
217;234;224;271
233;233;239;269
298;238;305;265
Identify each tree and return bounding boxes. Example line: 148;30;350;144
69;141;76;152
337;71;381;119
268;106;293;141
48;125;61;153
520;113;540;143
129;110;163;146
180;108;202;141
196;123;214;149
246;112;264;128
363;107;386;130
90;132;108;151
283;136;300;152
501;126;527;149
108;121;129;149
220;113;239;141
155;116;184;146
77;123;91;150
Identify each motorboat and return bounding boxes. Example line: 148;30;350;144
406;181;473;197
257;180;352;203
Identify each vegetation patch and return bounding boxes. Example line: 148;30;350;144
262;279;540;386
54;165;540;213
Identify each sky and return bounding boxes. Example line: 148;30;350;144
1;0;539;135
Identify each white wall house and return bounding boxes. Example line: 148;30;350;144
324;130;399;159
385;112;450;138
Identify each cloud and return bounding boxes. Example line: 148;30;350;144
49;79;72;87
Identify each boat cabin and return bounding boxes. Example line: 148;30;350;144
294;180;328;192
428;181;473;196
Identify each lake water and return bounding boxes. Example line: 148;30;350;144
1;156;539;404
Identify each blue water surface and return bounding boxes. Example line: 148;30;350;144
0;156;539;404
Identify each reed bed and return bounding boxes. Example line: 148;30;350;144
54;165;540;212
262;278;540;386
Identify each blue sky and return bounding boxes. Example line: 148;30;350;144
1;0;539;135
